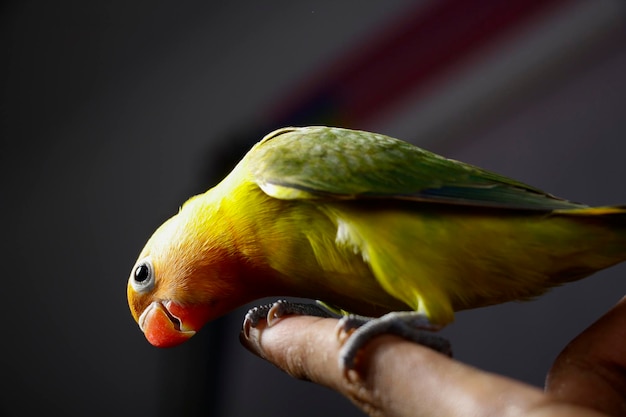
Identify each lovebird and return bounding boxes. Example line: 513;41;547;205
127;126;626;369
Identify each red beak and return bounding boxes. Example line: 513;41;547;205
138;301;211;348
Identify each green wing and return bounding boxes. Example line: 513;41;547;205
246;126;585;210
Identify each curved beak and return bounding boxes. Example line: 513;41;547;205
138;301;196;348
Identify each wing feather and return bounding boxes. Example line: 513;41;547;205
246;126;584;210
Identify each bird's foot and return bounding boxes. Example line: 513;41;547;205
242;300;451;380
242;299;333;338
336;311;452;378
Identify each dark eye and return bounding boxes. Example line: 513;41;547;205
130;257;155;293
134;264;150;282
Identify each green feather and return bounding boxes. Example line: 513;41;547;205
248;126;584;210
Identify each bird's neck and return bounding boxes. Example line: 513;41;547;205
186;183;290;300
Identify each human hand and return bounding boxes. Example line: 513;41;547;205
240;297;626;417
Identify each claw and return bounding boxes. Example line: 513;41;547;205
242;312;253;339
335;314;371;344
267;299;288;327
242;301;280;338
242;299;334;339
335;311;452;378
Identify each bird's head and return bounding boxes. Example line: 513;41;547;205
127;196;246;348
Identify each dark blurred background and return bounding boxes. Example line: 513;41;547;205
2;1;626;416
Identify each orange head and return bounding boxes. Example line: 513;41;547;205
127;195;250;347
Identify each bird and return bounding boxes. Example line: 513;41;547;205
127;126;626;372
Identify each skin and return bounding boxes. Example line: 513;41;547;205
241;296;626;417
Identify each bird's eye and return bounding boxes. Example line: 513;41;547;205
134;264;150;282
130;258;155;293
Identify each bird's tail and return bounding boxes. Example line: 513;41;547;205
554;205;626;229
545;205;626;285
